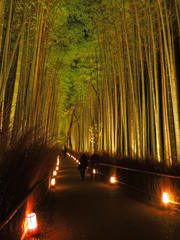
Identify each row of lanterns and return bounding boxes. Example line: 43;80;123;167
23;192;171;239
67;152;172;206
23;153;172;238
67;152;80;164
23;155;61;239
67;152;81;166
50;155;60;188
22;153;175;239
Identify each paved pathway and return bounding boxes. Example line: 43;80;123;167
38;156;180;240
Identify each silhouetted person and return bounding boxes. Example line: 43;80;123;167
79;153;88;180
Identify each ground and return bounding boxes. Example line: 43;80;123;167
38;155;180;240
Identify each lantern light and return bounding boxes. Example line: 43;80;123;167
110;176;116;184
57;157;60;165
24;212;38;235
56;166;59;171
93;169;96;174
162;192;169;204
51;178;56;186
53;170;57;176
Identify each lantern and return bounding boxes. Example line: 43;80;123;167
51;178;56;186
56;166;59;171
162;192;169;204
110;176;116;184
24;212;38;236
93;169;96;174
57;158;59;165
53;170;57;176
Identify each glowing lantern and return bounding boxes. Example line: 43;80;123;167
93;169;96;174
162;192;169;204
57;156;60;165
53;170;57;176
56;166;59;171
110;176;116;184
24;212;38;236
51;178;56;186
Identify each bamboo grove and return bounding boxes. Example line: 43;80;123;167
60;0;180;165
0;0;180;166
0;0;61;150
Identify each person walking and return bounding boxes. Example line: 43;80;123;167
79;153;88;180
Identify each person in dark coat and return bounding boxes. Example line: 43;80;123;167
79;153;88;180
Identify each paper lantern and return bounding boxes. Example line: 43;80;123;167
24;212;38;236
162;192;169;204
110;176;116;184
51;178;56;186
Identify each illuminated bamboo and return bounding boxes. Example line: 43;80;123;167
123;0;139;157
9;24;25;143
0;0;13;104
134;1;146;158
157;4;172;165
0;0;4;58
157;0;180;162
31;5;44;131
175;0;180;33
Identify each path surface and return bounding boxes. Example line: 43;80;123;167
39;156;180;240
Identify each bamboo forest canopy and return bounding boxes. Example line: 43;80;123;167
0;0;180;165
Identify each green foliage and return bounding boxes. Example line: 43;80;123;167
45;0;99;142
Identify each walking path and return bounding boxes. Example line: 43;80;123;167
38;155;180;240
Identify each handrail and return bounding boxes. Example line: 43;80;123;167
0;174;49;231
98;163;180;180
67;152;180;180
